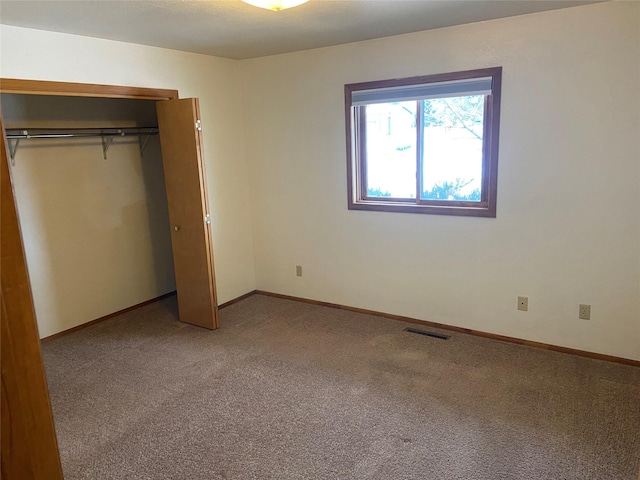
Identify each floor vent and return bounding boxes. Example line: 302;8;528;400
404;327;450;340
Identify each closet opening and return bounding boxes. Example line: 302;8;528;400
1;80;219;341
2;92;177;339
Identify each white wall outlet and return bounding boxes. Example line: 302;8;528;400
296;265;302;277
517;296;528;312
579;304;591;320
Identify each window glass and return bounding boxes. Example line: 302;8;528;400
365;102;416;199
421;96;484;202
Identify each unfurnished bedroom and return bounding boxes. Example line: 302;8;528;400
1;1;639;479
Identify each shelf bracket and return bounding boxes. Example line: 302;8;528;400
8;138;20;166
7;129;29;166
139;135;151;157
101;135;114;160
101;130;124;160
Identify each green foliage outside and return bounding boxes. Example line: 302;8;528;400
368;178;480;201
367;187;392;197
422;179;481;201
423;96;484;138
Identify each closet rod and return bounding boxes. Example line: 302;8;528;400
5;127;160;164
5;127;159;139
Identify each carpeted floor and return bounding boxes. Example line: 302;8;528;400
42;294;640;480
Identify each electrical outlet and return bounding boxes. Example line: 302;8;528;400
296;265;302;277
579;304;591;320
517;296;528;312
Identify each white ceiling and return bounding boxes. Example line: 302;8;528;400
0;0;601;60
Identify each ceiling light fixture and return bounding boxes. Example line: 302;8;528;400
241;0;309;11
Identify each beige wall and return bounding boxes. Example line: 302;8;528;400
239;1;640;360
0;26;257;337
2;2;639;360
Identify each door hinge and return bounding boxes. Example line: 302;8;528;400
205;214;211;225
195;120;202;131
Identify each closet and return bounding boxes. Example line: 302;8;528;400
1;80;219;337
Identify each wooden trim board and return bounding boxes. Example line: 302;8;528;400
37;287;640;367
254;291;640;368
1;111;64;480
41;292;178;343
218;290;258;309
42;290;255;342
0;78;178;100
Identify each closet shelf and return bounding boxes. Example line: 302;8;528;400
5;127;160;165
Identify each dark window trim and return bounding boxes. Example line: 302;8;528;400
345;67;502;218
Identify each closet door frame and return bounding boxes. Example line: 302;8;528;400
0;79;179;480
0;79;178;100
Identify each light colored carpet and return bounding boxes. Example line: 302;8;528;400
42;294;640;480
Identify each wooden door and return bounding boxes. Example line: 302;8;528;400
156;99;219;330
1;113;64;480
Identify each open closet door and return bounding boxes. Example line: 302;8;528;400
156;98;219;330
1;113;64;479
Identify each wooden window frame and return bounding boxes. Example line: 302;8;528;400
345;67;502;218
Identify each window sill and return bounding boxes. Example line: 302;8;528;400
348;200;496;217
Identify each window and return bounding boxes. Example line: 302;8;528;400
345;67;502;217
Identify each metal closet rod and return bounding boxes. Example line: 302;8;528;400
5;127;160;165
5;127;159;139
